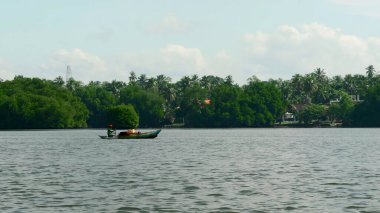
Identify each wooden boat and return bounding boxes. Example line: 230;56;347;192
99;129;161;139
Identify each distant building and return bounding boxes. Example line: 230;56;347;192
330;95;363;105
351;95;363;102
329;99;340;104
283;112;295;121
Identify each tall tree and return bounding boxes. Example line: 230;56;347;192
328;91;354;124
120;85;165;127
75;83;117;127
366;65;376;86
107;104;139;129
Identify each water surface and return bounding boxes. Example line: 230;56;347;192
0;129;379;212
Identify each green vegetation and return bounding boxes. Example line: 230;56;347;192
1;65;380;129
107;104;139;129
351;84;380;127
299;104;326;125
0;76;88;129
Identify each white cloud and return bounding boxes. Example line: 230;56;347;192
115;23;380;84
116;45;243;82
244;32;269;55
209;51;245;80
40;48;108;82
25;23;380;85
117;44;208;81
147;13;188;34
242;23;380;80
160;44;206;71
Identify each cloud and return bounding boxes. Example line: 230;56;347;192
147;13;188;34
242;23;380;80
117;44;248;83
36;46;244;84
28;23;380;85
117;44;207;80
40;48;108;82
37;45;208;84
160;44;206;71
116;22;380;84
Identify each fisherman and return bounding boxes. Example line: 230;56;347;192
107;123;116;137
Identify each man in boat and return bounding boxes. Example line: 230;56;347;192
107;123;116;137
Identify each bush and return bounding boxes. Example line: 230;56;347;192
107;104;139;129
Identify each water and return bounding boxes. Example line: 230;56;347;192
0;129;379;212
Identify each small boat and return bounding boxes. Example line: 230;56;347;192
99;129;161;139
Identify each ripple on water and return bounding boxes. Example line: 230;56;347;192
207;193;223;197
349;194;373;199
238;189;258;196
183;185;200;191
194;200;208;206
322;182;360;186
116;206;142;212
346;205;366;210
152;187;169;192
1;129;380;212
284;206;297;210
152;206;180;212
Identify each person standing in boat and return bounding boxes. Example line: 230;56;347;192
107;123;116;137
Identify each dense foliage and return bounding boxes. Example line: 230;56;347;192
119;85;164;128
280;66;380;126
351;84;380;127
0;76;88;128
106;104;139;129
1;65;380;129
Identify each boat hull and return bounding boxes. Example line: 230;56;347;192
99;129;161;139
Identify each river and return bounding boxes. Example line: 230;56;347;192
0;129;379;212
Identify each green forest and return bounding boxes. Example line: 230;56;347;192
1;65;380;129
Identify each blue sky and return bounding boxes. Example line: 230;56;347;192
1;0;380;84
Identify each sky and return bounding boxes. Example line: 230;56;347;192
1;0;380;84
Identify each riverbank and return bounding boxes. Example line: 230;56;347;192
274;121;343;128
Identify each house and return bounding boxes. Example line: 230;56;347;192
330;95;363;105
351;95;363;103
283;112;295;121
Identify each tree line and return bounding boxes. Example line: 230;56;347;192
0;65;380;129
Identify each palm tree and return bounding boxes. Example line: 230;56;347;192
366;65;375;79
137;74;148;89
53;76;65;87
155;74;172;94
366;65;376;86
312;68;329;103
302;74;316;104
103;80;126;97
66;77;83;92
313;68;327;82
129;71;137;85
290;74;305;104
